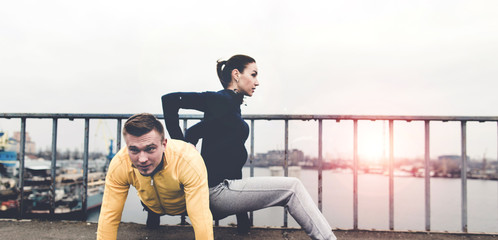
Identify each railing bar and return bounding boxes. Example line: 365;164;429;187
461;121;468;232
182;119;188;134
283;119;289;227
181;119;188;225
424;120;431;231
250;119;255;225
250;120;255;178
82;118;90;220
353;120;358;230
18;117;26;219
284;120;289;177
389;120;394;230
116;119;122;150
50;118;58;215
318;119;323;212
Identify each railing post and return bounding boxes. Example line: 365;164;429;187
18;117;26;219
424;120;431;231
250;120;255;178
82;118;90;220
461;121;468;232
49;118;58;216
284;120;289;177
181;119;188;226
250;119;255;226
353;120;359;230
283;119;289;227
116;119;122;150
182;119;188;133
389;120;394;230
318;119;323;212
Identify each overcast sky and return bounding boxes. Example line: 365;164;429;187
1;0;498;160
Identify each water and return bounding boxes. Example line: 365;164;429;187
88;167;498;233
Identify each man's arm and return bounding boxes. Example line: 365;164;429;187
178;145;213;240
97;157;130;240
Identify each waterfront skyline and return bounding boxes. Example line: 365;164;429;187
1;1;498;159
4;119;497;165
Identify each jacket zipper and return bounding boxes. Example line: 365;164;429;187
151;175;166;213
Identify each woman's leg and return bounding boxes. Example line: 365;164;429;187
209;177;336;240
236;212;250;234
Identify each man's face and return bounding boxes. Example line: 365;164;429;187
124;130;166;176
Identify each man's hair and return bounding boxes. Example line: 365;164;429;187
123;113;165;140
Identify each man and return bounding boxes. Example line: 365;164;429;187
97;113;213;240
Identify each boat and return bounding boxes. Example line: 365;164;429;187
0;131;17;167
24;161;105;214
52;171;105;213
0;131;18;213
1;130;106;217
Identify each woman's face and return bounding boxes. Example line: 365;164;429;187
236;62;259;97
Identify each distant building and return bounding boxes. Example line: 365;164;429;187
437;155;461;176
253;149;304;167
13;131;36;154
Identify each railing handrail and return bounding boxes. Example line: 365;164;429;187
3;112;498;122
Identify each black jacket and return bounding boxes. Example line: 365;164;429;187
162;89;249;187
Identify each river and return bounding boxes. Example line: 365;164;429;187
87;167;498;233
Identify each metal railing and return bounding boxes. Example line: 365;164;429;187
1;113;498;233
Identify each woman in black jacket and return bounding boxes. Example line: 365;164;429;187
161;54;336;240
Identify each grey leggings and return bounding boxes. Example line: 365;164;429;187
209;177;337;240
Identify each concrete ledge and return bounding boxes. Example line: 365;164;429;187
1;219;497;240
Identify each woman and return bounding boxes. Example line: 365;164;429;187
161;54;336;240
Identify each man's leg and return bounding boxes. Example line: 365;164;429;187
141;201;160;229
209;177;336;240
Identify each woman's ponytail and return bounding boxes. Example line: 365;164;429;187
216;55;255;89
216;60;229;88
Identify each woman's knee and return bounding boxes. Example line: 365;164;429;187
282;177;303;189
265;177;303;195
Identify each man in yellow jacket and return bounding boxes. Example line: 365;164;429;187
97;113;213;240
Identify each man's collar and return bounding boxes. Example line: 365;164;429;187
131;154;166;177
148;155;165;177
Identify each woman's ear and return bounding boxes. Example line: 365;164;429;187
231;69;240;82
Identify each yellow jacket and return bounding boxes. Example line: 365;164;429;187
97;139;213;239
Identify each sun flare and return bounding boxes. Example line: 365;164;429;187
358;123;388;164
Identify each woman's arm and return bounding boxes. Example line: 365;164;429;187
161;92;208;140
184;121;205;146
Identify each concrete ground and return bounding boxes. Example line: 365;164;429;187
1;219;497;240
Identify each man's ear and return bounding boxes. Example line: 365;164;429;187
163;138;167;148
